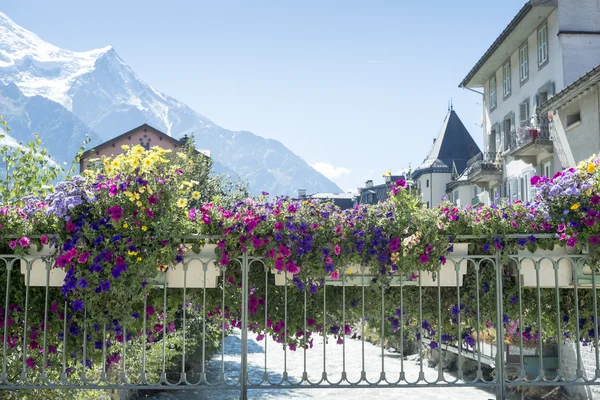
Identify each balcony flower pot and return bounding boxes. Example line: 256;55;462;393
517;246;573;288
324;265;419;287
418;243;469;287
20;244;64;287
271;268;294;286
154;244;221;288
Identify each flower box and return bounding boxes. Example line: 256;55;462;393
271;268;294;286
517;246;573;288
20;244;64;287
325;265;419;287
157;244;221;288
418;243;469;287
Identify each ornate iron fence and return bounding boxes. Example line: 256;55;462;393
2;235;600;400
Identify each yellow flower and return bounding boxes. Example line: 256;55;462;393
192;191;200;200
143;158;153;168
138;186;145;193
128;250;138;256
133;145;145;155
123;223;129;229
587;188;593;196
111;159;121;168
177;198;187;208
121;145;130;151
141;226;148;231
147;186;153;195
137;257;143;262
588;163;596;174
346;268;353;275
106;165;114;174
571;203;580;210
136;201;143;207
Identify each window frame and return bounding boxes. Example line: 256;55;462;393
503;61;511;99
537;23;549;68
519;44;529;84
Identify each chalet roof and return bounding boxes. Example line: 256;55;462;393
459;2;532;88
81;123;184;159
412;109;481;180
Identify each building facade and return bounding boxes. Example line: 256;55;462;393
79;124;188;171
459;0;600;204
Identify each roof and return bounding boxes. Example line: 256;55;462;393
81;123;184;158
539;63;600;111
412;109;481;181
309;192;358;199
459;2;532;88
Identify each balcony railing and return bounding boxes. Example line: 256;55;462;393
466;152;503;180
507;115;553;156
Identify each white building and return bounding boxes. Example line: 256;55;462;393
459;0;600;203
412;107;481;208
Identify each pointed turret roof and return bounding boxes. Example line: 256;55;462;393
412;109;481;181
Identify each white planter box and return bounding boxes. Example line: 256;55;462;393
517;246;573;288
418;243;469;287
271;268;294;286
20;244;64;287
166;244;221;288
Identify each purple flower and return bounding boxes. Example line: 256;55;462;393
419;254;429;264
72;300;84;312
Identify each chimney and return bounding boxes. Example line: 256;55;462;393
365;180;373;188
298;189;307;199
433;138;436;144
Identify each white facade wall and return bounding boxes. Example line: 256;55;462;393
416;172;451;208
551;84;600;164
481;9;566;202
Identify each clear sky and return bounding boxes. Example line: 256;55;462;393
2;0;525;192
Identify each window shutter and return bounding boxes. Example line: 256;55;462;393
510;112;516;132
547;81;555;97
520;103;527;122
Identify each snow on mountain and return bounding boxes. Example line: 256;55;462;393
0;11;342;196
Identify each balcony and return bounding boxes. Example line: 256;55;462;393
506;116;553;164
465;152;503;186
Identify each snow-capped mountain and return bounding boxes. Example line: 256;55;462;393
0;11;342;196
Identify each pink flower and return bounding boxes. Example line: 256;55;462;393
8;241;16;249
40;235;48;245
331;269;340;280
274;222;284;231
419;254;429;263
558;223;566;233
168;322;175;333
286;261;300;275
275;258;284;271
77;252;90;264
50;301;59;313
148;195;158;205
19;236;30;248
66;221;76;232
334;245;341;256
26;357;35;370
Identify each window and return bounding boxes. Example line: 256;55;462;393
519;99;530;123
489;76;497;110
453;190;459;206
504;118;512;151
566;112;581;128
538;23;548;66
519;44;529;82
426;179;429;188
503;62;511;97
489;128;497;153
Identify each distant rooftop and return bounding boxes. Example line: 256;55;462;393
412;108;481;180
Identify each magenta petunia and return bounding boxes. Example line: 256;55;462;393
590;236;600;245
8;240;16;249
419;254;429;263
592;195;600;205
66;221;76;232
334;245;341;256
19;236;30;248
40;235;48;245
274;222;284;231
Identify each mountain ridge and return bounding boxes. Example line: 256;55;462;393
0;11;343;196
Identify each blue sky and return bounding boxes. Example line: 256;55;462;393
2;0;525;192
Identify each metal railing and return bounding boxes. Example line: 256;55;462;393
466;152;503;179
2;235;600;400
508;116;553;154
